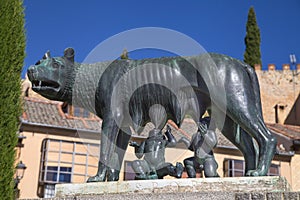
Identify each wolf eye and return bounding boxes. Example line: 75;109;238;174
53;62;59;68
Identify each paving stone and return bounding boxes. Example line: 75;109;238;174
266;192;282;200
251;193;265;200
236;193;250;200
283;192;298;200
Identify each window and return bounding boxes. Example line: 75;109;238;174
46;166;72;183
224;159;244;177
39;139;100;198
61;104;92;118
268;163;280;176
124;161;136;180
83;109;91;118
72;106;91;118
73;107;81;117
223;159;280;177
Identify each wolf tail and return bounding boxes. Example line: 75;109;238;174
240;64;264;166
244;64;263;119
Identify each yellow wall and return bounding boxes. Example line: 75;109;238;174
18;132;45;199
18;131;100;199
280;161;292;189
291;154;300;191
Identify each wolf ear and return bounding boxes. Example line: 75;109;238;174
43;50;51;59
64;47;75;62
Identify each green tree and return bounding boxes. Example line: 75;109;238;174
0;0;26;199
244;6;262;68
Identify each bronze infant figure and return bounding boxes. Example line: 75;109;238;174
130;126;183;180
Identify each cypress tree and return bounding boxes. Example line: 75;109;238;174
244;6;262;68
0;0;26;199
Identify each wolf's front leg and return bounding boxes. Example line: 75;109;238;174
107;127;132;181
87;118;119;182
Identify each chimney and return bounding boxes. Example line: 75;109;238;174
268;64;276;71
274;103;287;124
282;64;290;71
21;74;31;97
254;64;261;71
297;64;300;71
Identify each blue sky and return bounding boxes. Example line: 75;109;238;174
22;0;300;77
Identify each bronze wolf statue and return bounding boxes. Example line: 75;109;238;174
27;48;277;181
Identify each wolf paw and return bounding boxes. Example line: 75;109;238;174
86;174;106;182
175;162;184;178
107;169;120;181
246;170;261;176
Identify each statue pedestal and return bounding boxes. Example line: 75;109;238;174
55;176;291;199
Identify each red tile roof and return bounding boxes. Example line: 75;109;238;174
22;97;102;132
267;123;300;140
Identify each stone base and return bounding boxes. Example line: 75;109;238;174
55;176;290;198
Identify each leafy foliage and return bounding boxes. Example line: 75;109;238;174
0;0;26;199
244;6;262;68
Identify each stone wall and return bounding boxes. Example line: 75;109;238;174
256;69;300;124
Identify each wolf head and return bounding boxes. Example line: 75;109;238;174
27;48;76;103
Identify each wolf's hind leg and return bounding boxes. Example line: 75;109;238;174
228;111;276;176
219;116;257;174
